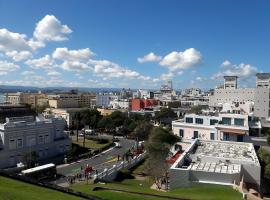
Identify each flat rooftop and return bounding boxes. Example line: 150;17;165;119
190;161;241;174
195;141;258;163
173;139;260;174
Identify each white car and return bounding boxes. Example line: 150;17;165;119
114;142;122;148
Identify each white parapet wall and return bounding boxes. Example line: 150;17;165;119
169;139;261;189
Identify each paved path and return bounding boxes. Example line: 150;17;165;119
55;138;136;185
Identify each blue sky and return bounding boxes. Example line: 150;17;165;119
0;0;270;89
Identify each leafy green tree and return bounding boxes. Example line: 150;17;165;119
23;151;39;168
168;101;181;108
74;112;82;142
146;127;180;189
98;116;115;132
133;121;153;141
83;109;102;130
265;163;270;179
190;105;208;114
110;111;127;127
258;148;270;164
154;108;177;123
262;127;270;136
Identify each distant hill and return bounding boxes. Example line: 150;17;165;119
0;85;130;93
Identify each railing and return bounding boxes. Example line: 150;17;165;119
93;151;147;181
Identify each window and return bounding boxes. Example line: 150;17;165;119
27;136;36;147
193;131;199;139
222;117;231;125
179;129;184;138
17;138;23;148
44;135;50;143
224;133;230;141
210;119;218;125
38;135;44;144
9;139;16;150
195;118;203;124
210;133;215;140
186;117;193;123
234;118;244;126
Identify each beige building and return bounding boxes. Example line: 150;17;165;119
48;99;79;109
4;92;48;107
43;107;89;128
48;93;96;109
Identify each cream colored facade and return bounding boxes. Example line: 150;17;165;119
48;93;96;108
5;92;48;107
172;113;249;142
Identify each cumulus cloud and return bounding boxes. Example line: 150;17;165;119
47;70;61;76
221;60;231;67
53;47;93;61
6;50;32;61
0;60;20;75
211;60;258;80
137;52;162;63
61;60;92;72
25;54;54;69
160;72;174;80
34;15;72;42
88;59;142;79
21;70;35;76
0;28;34;52
160;48;202;71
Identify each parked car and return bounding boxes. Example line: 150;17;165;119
114;142;122;148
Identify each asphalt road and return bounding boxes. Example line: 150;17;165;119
55;137;136;185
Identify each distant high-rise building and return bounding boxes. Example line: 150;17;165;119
224;76;238;89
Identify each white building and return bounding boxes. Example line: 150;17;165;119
132;89;153;99
109;99;130;109
96;94;119;108
0;116;71;168
170;139;261;190
209;74;270;120
172;113;250;142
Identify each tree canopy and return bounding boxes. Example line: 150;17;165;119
154;108;177;122
146;127;180;184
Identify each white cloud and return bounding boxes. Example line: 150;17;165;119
21;70;35;76
88;59;141;79
211;60;258;80
47;70;61;76
221;60;231;67
0;60;20;75
137;52;162;63
160;72;174;81
25;54;54;69
53;47;93;61
75;73;84;79
160;48;202;71
61;60;92;72
6;50;32;61
34;15;72;42
0;28;33;52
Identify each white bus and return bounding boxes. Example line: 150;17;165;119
21;163;56;181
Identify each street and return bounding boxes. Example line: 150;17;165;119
55;137;136;185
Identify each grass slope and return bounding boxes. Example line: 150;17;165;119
0;176;83;200
71;178;242;200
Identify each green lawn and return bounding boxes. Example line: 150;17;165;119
0;176;83;200
72;138;112;150
71;178;242;200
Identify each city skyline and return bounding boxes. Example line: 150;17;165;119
0;0;270;89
